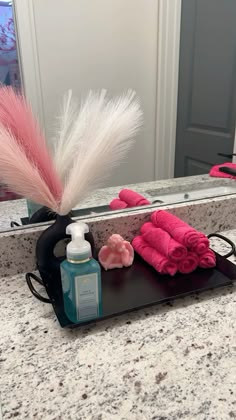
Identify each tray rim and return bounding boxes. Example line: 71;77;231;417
44;252;236;329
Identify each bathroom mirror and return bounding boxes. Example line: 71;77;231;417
0;0;236;232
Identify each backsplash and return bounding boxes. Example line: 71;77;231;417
0;194;236;277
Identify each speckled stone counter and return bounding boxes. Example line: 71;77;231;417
1;230;236;420
0;174;235;232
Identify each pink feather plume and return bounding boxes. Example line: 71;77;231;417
0;124;59;212
0;86;62;202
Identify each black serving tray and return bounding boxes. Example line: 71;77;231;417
45;252;236;328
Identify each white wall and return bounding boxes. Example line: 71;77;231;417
15;0;158;186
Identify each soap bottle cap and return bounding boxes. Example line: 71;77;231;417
66;222;91;262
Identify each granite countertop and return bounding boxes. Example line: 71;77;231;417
1;230;236;419
0;174;235;232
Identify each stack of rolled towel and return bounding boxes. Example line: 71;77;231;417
132;210;216;276
110;189;151;210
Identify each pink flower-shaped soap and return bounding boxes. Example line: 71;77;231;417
98;234;134;270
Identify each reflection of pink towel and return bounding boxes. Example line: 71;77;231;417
151;210;209;252
210;162;236;179
132;236;178;276
119;189;151;207
109;189;150;210
140;222;187;262
199;249;216;268
109;198;128;210
178;252;199;274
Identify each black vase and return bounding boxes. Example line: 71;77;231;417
29;206;59;224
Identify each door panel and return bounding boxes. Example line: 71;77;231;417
175;0;236;177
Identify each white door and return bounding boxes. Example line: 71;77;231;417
14;0;158;187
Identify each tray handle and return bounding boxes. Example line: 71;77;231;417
208;233;235;258
26;272;51;304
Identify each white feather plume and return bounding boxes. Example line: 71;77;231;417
53;89;107;183
58;89;143;215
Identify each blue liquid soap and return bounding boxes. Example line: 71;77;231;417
60;222;102;324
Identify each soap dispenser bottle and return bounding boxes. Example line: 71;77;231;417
60;222;102;324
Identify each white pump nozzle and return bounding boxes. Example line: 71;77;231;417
66;222;89;239
66;222;91;262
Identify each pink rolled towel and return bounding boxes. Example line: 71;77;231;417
178;252;199;274
199;249;216;269
140;222;187;262
132;236;178;276
110;198;128;210
151;210;209;250
193;233;210;255
119;189;151;207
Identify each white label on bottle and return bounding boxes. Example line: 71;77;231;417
75;273;98;321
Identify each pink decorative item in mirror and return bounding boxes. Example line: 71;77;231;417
98;234;134;271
